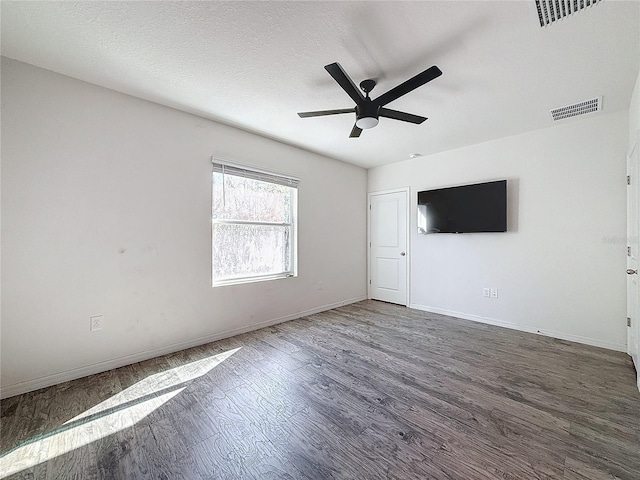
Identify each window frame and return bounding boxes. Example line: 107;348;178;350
211;158;298;287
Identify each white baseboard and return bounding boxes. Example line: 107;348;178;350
409;304;628;353
0;295;367;399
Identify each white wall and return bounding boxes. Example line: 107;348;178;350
630;69;640;151
1;58;367;397
369;111;629;351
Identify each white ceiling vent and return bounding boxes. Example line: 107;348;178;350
550;97;602;121
535;0;603;27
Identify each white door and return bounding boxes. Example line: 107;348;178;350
369;189;408;305
627;138;639;381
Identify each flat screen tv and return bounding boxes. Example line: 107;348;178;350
417;180;507;234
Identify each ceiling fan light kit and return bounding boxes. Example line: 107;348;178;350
298;62;442;138
355;116;378;129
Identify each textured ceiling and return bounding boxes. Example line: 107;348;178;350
2;1;639;168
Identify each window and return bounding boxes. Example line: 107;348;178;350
211;160;298;286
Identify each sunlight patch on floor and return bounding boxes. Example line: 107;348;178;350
0;348;240;479
64;347;241;424
0;388;183;478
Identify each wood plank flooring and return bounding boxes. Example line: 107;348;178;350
1;300;639;479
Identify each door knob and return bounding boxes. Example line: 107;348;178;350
627;269;638;275
400;252;406;256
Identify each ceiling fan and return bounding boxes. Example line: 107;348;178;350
298;62;442;138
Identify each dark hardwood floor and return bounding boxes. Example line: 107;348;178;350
1;300;639;479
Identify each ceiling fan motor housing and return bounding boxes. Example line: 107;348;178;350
356;100;380;128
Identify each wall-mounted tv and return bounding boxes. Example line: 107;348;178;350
417;180;507;234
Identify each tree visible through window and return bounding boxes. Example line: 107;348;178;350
211;162;298;286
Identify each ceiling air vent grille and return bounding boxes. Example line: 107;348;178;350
535;0;602;27
550;97;601;121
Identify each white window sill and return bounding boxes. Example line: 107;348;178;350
212;273;296;288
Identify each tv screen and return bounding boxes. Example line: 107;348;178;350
417;180;507;234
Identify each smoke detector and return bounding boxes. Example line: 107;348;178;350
550;97;602;121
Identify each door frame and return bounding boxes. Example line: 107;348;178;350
367;187;411;306
628;131;640;391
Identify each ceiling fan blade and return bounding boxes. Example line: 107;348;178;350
349;124;362;138
374;66;442;107
298;108;354;118
325;62;365;104
379;108;427;124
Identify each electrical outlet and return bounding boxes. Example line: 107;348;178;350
490;288;498;299
318;281;323;290
483;288;490;298
90;315;103;332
